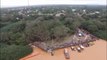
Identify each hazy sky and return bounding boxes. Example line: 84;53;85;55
1;0;106;8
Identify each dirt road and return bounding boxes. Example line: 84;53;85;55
20;40;107;60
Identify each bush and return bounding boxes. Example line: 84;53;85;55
0;45;32;60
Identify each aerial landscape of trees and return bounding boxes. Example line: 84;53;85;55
0;5;106;60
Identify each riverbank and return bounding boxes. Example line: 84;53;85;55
20;39;106;60
31;29;98;51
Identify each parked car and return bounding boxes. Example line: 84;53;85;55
76;46;82;52
71;46;76;51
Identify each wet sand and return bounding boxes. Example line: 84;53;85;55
20;40;107;60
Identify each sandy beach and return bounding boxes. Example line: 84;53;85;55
20;40;107;60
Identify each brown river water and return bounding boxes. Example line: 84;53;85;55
20;40;106;60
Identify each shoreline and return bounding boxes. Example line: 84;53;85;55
20;39;107;60
31;33;98;51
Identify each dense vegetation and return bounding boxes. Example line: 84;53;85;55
0;44;32;60
0;5;106;60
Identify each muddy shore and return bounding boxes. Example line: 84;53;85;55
20;40;106;60
31;34;98;51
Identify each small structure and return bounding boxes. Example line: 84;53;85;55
76;29;85;37
16;17;20;20
83;9;86;13
95;11;100;14
78;33;82;37
55;13;65;17
72;9;76;12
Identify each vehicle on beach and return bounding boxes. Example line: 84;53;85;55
76;46;82;52
64;49;70;59
71;46;76;51
79;45;84;50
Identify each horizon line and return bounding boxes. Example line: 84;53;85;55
1;4;106;8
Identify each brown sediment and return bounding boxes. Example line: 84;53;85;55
20;40;107;60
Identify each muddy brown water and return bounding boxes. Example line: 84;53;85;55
20;40;106;60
